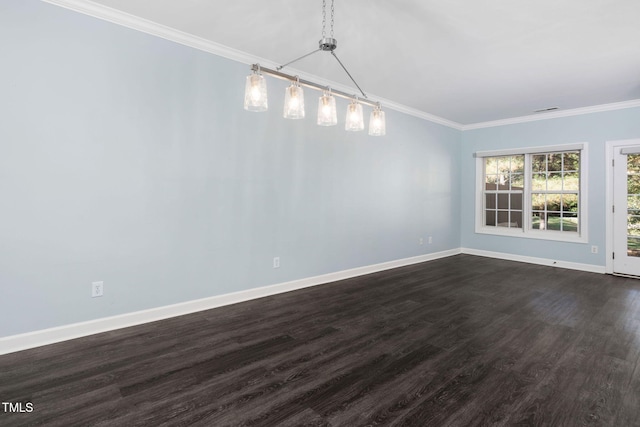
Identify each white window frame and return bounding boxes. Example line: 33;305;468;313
474;143;588;243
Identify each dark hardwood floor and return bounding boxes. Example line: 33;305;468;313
2;254;640;426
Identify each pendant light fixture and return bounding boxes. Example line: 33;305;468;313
243;65;268;112
368;103;386;136
345;98;364;132
243;0;386;136
283;76;305;119
317;89;337;126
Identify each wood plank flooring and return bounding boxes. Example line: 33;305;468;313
2;254;640;426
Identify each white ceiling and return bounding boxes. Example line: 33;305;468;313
78;0;640;125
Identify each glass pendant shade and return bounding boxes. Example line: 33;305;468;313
283;81;305;119
243;72;268;112
317;91;337;126
345;100;364;131
368;106;386;136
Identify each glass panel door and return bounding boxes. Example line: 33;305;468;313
627;155;640;257
613;150;640;276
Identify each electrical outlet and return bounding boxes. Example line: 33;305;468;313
92;281;103;298
591;246;598;254
428;236;433;244
273;257;280;268
419;238;424;245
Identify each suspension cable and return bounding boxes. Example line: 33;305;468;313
322;0;326;38
330;0;334;38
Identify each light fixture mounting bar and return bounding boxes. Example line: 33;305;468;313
276;48;322;71
274;42;367;98
251;64;379;108
274;0;367;99
330;51;366;98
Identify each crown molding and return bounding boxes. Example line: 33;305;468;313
42;0;464;130
38;1;640;132
42;0;273;66
462;99;640;130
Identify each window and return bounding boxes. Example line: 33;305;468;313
531;152;580;233
484;155;524;229
476;144;586;242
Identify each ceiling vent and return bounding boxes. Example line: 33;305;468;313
533;106;560;113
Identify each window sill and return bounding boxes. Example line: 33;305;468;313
474;226;588;244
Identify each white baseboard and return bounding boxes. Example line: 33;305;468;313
0;248;460;355
2;247;607;355
461;247;606;274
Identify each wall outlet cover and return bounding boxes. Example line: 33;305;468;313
92;281;104;298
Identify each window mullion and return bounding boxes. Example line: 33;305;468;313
524;153;532;234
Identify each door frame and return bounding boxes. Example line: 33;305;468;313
605;138;640;274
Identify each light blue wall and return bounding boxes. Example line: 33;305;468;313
461;107;640;266
0;1;461;337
